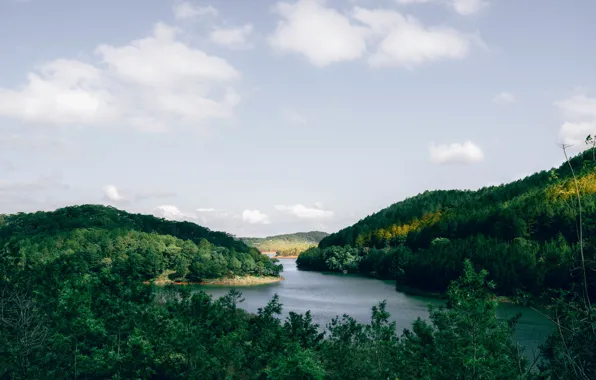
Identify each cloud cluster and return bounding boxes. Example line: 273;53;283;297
274;204;334;219
0;23;241;132
209;24;254;49
102;185;125;202
268;0;480;68
242;209;271;224
154;205;197;221
452;0;487;15
429;141;485;164
148;201;335;228
555;93;596;148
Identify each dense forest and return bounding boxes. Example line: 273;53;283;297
297;149;596;299
242;231;328;256
1;247;592;379
0;155;594;378
0;205;282;284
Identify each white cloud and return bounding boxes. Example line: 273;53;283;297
353;8;473;68
314;201;324;209
0;23;241;132
173;2;218;20
556;93;596;148
555;94;596;119
268;0;368;67
429;141;484;164
154;205;198;221
453;0;487;15
209;24;254;49
493;92;516;104
267;1;478;68
242;209;271;224
275;204;334;219
559;122;596;147
102;184;125;202
96;23;239;85
196;207;216;212
281;107;308;125
0;59;116;125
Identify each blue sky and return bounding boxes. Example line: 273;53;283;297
1;0;595;237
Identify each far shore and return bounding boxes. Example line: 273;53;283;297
145;275;284;287
274;255;299;259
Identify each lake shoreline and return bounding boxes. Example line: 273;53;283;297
199;257;552;357
146;275;284;287
296;265;538;306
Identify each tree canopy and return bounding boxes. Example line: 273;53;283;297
298;150;596;299
0;205;282;285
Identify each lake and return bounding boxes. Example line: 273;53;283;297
197;258;553;358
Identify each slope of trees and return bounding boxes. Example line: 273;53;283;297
298;150;596;298
0;252;537;379
0;166;594;378
0;204;250;253
242;231;329;256
0;205;282;284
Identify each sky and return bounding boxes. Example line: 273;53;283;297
1;0;595;237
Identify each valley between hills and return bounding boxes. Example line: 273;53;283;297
2;148;595;379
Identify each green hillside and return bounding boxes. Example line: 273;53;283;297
242;231;329;256
0;204;282;284
298;150;596;298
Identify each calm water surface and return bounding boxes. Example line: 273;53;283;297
196;258;553;357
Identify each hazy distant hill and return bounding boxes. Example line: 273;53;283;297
242;231;329;256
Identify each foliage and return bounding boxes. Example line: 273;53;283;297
3;145;596;378
0;205;282;284
536;290;596;380
394;259;528;380
0;245;535;379
301;151;596;298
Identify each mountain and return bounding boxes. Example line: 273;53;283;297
0;204;282;284
297;150;596;297
242;231;329;256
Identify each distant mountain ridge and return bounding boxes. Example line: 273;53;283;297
242;231;329;256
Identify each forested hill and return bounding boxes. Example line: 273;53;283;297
0;204;282;284
242;231;329;255
298;149;596;297
0;204;249;253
